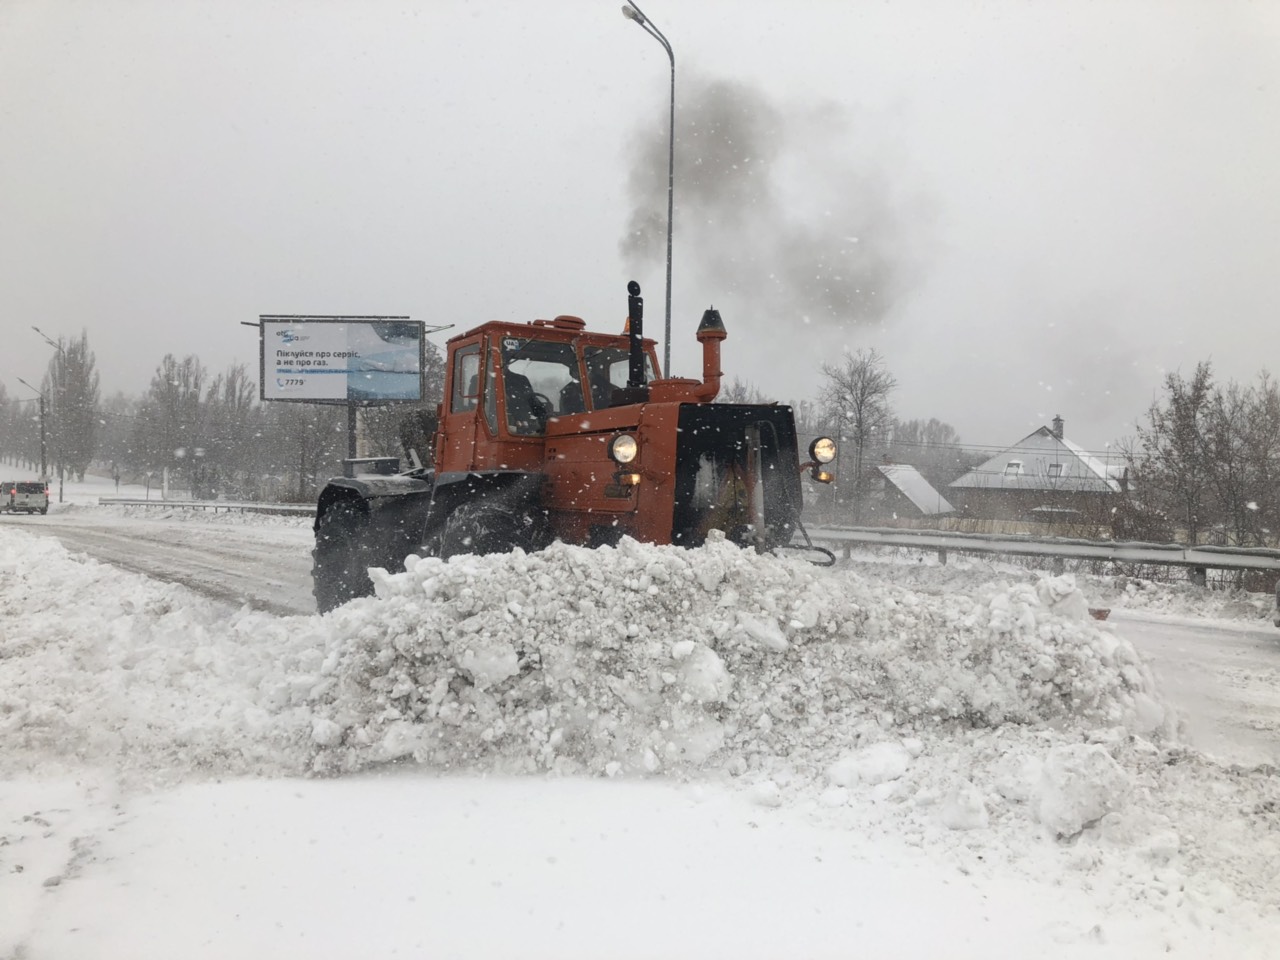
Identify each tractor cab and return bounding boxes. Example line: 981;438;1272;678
436;317;659;475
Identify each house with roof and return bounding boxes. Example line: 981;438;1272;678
865;462;955;522
947;416;1124;522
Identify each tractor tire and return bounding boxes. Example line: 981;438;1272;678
312;500;375;613
437;500;544;560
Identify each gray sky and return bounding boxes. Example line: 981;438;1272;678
2;0;1276;456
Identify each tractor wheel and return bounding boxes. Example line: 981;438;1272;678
312;500;374;613
437;500;544;559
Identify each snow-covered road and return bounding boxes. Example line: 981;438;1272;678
0;507;317;615
1109;610;1280;767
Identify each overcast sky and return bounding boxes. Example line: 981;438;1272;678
2;0;1276;455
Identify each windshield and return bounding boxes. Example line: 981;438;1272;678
496;339;660;434
499;337;580;435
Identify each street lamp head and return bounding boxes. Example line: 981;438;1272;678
31;325;65;353
621;5;645;24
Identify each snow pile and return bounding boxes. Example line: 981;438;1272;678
307;533;1172;779
1096;573;1277;621
0;532;322;778
1;526;1170;796
840;549;1279;623
1036;742;1133;836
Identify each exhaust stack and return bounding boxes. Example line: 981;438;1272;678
690;307;726;402
626;280;646;388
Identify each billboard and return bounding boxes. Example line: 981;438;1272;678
259;316;425;404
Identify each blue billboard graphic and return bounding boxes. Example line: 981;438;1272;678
260;317;424;403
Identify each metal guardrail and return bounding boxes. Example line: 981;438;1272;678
807;525;1280;574
97;498;314;516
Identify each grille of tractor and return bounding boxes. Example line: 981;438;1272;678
672;404;803;549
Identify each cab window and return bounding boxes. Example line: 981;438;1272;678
451;344;481;413
582;346;657;410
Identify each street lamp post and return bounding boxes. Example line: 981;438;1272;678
15;378;47;480
32;325;66;502
622;2;675;377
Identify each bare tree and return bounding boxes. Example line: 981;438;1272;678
1130;363;1214;544
202;363;259;497
716;377;770;405
1201;381;1254;545
887;417;971;487
96;392;141;485
0;383;32;469
819;348;897;521
1240;372;1280;545
1123;361;1280;548
791;398;824;438
269;402;346;501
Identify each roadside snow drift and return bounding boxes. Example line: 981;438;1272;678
312;533;1172;782
3;529;1170;782
4;522;1280;950
2;526;1183;840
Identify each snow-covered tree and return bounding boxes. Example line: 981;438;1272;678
40;331;100;482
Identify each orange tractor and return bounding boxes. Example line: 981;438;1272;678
311;282;837;612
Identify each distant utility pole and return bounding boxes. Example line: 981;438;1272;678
16;377;48;480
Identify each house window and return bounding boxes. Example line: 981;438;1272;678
1004;460;1023;477
1047;463;1063;478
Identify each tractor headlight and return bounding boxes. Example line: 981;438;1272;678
809;437;837;464
610;433;639;464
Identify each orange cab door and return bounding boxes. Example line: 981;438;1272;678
439;341;484;473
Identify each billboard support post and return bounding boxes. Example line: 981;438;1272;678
347;402;358;460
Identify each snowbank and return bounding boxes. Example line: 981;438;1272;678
840;547;1280;623
1097;572;1278;621
310;534;1172;783
2;527;1172;832
2;523;1278;928
0;532;322;778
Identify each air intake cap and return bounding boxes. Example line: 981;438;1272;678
697;307;725;336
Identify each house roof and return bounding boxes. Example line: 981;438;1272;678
877;463;955;515
948;426;1122;494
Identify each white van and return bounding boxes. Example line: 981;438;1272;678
4;480;50;515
